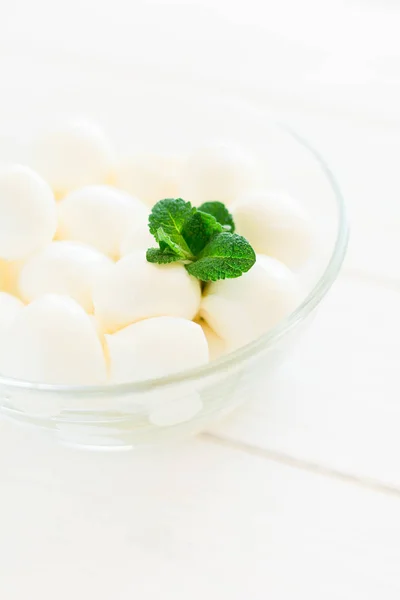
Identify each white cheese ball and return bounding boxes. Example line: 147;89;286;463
19;241;112;312
0;165;57;260
119;219;154;257
106;316;209;383
32;120;115;195
0;294;107;385
232;191;316;270
0;292;24;334
0;260;24;297
58;185;147;258
196;319;226;361
93;251;201;332
180;143;256;205
0;261;10;292
115;154;180;207
89;314;105;339
88;314;108;356
200;255;301;351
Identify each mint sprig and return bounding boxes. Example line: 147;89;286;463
146;198;256;281
198;201;235;233
182;210;223;255
185;232;255;281
146;247;181;264
148;198;194;259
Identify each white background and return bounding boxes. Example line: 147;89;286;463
0;1;400;598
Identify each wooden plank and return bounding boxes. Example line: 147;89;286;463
0;422;399;599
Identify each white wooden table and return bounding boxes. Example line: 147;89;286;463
0;1;399;598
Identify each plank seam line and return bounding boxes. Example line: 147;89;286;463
202;432;400;499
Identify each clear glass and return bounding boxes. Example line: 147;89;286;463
0;48;349;449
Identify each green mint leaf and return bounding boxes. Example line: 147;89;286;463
148;198;195;259
185;232;256;281
146;198;256;282
181;210;223;256
156;227;188;258
146;247;182;264
198;201;235;232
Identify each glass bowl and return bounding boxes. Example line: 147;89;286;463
0;47;349;449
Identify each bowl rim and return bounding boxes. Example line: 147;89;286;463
0;123;349;396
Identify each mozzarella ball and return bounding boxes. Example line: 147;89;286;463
200;255;301;351
32;120;115;195
0;295;107;385
0;261;10;292
93;251;201;332
232;191;316;270
106;317;209;383
115;154;180;206
89;314;105;339
0;260;24;297
119;219;154;257
0;292;24;334
180;143;257;205
196;319;226;361
88;314;109;357
19;241;112;312
0;165;57;260
58;185;147;258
